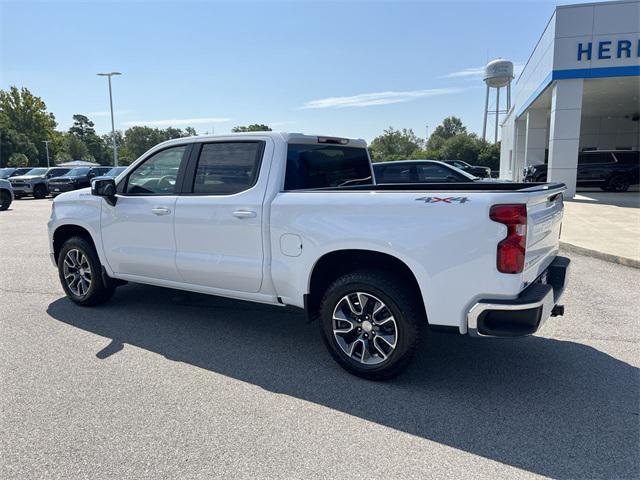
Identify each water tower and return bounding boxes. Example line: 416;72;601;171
482;59;514;143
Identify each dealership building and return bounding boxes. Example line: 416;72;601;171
499;0;639;196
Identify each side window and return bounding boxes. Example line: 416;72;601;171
417;164;463;182
192;142;263;195
125;145;187;195
579;152;615;165
613;151;639;164
48;169;69;178
378;164;414;183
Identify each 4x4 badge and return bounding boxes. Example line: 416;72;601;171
415;196;470;204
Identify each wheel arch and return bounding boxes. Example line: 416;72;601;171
306;249;427;323
53;224;98;265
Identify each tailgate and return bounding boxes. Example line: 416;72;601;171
523;186;565;283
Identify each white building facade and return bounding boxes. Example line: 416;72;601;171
500;0;640;197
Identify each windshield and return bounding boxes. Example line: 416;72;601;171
66;167;91;176
0;168;14;175
107;167;126;176
25;168;47;176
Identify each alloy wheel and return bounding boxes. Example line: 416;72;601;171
332;292;398;365
63;249;92;296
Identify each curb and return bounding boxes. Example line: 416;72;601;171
560;242;640;269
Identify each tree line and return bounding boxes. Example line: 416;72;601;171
368;117;500;171
1;86;499;170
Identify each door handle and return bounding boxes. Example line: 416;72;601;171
232;210;257;219
151;207;171;216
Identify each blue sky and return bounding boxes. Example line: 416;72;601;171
1;0;594;142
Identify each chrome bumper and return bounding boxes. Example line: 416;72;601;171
467;256;570;337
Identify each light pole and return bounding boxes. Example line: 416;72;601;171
42;140;51;167
97;71;122;166
425;125;429;146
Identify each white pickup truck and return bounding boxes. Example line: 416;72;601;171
48;133;569;379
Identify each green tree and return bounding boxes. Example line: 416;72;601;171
7;152;30;167
69;114;110;164
120;126;194;164
64;134;91;160
477;140;501;171
54;151;73;164
232;124;272;133
0;86;57;166
368;127;424;162
0;129;38;166
427;116;467;150
439;134;481;163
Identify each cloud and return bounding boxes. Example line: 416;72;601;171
122;117;231;127
443;62;525;79
300;87;465;109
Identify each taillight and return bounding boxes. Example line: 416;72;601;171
490;204;527;274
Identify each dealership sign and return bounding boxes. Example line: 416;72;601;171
578;39;640;61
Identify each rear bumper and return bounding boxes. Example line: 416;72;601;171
467;256;570;337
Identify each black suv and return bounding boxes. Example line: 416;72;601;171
525;150;640;192
48;167;108;195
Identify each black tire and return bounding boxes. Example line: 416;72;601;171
33;184;47;199
319;270;421;380
57;236;116;306
535;174;547;182
607;175;630;192
0;190;11;211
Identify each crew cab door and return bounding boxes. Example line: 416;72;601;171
173;139;271;293
100;144;191;281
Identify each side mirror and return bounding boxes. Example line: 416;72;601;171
92;178;117;205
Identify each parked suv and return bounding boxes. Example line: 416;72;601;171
48;167;110;196
9;167;71;199
0;167;33;179
525;150;640;191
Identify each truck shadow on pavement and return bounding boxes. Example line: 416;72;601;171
47;284;639;480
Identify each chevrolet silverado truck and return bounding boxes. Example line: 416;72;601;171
48;133;569;379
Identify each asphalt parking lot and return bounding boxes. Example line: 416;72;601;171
1;198;638;480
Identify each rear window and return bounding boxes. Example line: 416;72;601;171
284;144;373;190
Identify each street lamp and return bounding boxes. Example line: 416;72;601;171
97;71;122;166
42;140;51;167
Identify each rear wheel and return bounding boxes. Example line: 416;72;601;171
319;270;421;380
535;174;547;182
0;190;11;210
606;175;630;192
58;236;115;306
33;184;47;199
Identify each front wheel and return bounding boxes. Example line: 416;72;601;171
58;236;115;306
0;190;11;211
319;270;421;380
33;184;47;199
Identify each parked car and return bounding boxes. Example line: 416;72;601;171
9;167;71;199
0;167;33;179
0;178;13;210
525;150;640;192
48;133;569;380
443;160;491;178
48;167;103;196
87;166;112;181
373;160;477;183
